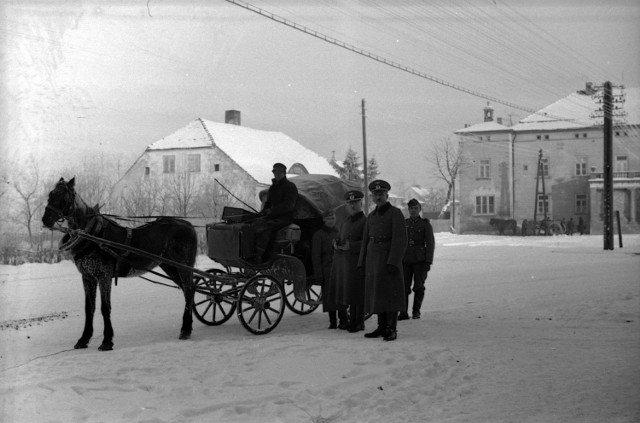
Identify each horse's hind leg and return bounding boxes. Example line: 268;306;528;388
97;277;114;351
75;275;97;349
162;265;194;340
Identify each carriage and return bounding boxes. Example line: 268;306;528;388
193;174;360;334
43;174;362;350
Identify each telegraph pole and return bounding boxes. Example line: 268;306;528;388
361;99;369;212
603;82;614;250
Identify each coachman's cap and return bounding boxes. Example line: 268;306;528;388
407;198;420;207
344;190;364;202
368;179;391;192
272;163;287;172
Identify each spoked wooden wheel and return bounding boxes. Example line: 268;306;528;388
193;268;237;326
237;274;285;335
283;280;321;315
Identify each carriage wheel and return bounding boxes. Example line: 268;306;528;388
283;280;321;315
237;274;285;335
193;268;237;326
548;223;563;236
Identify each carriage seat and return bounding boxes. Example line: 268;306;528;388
273;224;301;246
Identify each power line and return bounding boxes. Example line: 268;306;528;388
225;0;559;117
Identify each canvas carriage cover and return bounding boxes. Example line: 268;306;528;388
288;174;362;221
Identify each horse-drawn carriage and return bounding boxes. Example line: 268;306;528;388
194;174;360;334
42;175;359;350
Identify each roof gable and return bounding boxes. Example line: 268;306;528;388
146;118;337;185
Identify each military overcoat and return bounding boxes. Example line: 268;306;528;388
312;225;340;311
403;217;435;264
332;211;366;306
358;202;408;313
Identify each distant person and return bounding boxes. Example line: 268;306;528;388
312;210;345;329
399;199;435;320
247;163;298;263
577;216;586;235
332;190;367;333
358;180;407;342
521;219;528;237
566;217;575;235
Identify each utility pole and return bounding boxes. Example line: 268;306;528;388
533;149;547;235
361;99;369;212
603;81;614;250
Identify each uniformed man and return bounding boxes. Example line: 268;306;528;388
399;198;435;320
248;163;298;263
332;190;367;332
358;179;407;341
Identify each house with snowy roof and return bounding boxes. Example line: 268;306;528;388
453;83;640;234
109;111;337;220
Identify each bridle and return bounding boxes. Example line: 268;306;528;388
45;184;77;223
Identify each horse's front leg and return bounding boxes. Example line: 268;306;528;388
97;277;114;351
179;271;195;340
75;275;97;349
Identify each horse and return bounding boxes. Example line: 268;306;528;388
41;177;198;351
489;218;517;235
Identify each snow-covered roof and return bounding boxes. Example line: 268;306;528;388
146;118;337;185
455;120;510;134
513;87;640;131
455;87;639;134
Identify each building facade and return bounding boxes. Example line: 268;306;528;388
454;85;640;234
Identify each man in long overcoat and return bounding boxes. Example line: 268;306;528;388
358;179;407;341
312;210;345;329
400;198;435;320
332;190;367;332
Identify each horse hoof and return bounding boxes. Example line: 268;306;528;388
74;342;88;349
179;332;191;340
98;342;113;351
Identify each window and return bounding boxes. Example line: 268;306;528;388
214;163;220;172
187;154;201;172
479;159;491;179
615;156;628;172
163;155;175;173
475;195;494;215
575;133;580;139
544;135;549;140
615;131;621;137
537;194;549;214
576;194;587;214
536;135;542;140
486;136;491;141
144;167;150;177
583;133;587;138
575;157;588;176
523;164;528;171
541;158;549;177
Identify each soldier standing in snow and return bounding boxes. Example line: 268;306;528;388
312;210;345;329
399;199;435;321
332;190;367;333
358;180;407;342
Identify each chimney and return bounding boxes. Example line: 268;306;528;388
225;110;241;125
483;102;494;122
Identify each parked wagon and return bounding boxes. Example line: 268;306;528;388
193;174;361;334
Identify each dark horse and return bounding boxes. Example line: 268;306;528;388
42;177;198;351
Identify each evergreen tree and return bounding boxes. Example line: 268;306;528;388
367;156;379;181
343;148;362;182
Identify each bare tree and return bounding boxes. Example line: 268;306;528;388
118;177;167;217
167;171;201;216
426;137;467;204
8;160;47;247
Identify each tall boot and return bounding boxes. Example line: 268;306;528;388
398;294;410;320
365;313;387;338
384;311;398;341
328;311;337;329
348;304;364;332
337;307;350;330
412;290;424;319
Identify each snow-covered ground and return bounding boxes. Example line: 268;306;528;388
1;234;639;422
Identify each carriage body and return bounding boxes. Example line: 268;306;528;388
194;174;361;334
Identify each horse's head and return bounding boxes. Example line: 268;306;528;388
42;177;77;228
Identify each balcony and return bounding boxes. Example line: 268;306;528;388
589;171;640;180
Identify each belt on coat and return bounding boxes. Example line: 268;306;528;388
369;235;392;244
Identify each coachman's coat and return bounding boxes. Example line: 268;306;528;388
358;202;408;314
332;211;366;306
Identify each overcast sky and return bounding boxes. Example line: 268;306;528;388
2;0;639;189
